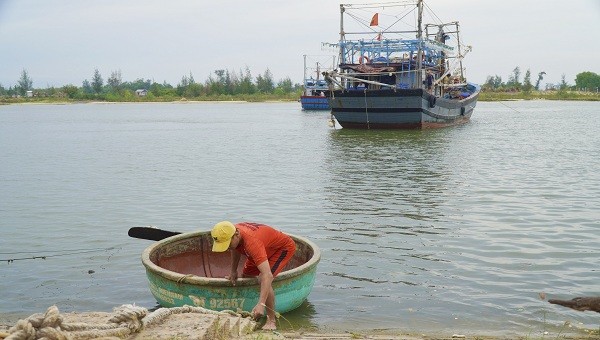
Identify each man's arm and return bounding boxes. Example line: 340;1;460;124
229;250;241;285
252;260;273;317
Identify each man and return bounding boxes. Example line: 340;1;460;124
426;71;435;94
211;221;296;330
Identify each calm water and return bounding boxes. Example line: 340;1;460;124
1;101;598;337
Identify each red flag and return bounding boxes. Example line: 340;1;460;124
370;13;379;26
376;32;382;41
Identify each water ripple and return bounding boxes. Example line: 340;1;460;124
1;102;599;336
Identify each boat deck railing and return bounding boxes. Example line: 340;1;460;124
339;38;453;66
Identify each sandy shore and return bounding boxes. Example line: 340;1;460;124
1;306;597;340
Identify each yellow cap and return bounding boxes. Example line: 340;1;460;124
211;221;236;252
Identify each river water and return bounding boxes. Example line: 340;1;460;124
0;101;598;337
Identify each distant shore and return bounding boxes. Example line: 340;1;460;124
2;90;599;105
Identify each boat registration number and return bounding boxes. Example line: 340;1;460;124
208;298;246;309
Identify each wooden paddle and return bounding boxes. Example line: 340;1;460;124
128;226;181;241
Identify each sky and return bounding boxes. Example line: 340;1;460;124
1;0;599;89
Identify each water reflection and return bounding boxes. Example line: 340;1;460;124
315;128;462;329
324;128;455;228
276;300;318;331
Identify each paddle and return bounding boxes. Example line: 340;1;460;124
128;226;181;241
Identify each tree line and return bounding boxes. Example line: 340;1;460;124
483;67;600;93
0;67;303;101
4;66;599;101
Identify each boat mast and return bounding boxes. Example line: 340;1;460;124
316;62;320;81
303;54;308;96
455;22;464;81
416;0;424;87
303;54;307;82
339;4;346;88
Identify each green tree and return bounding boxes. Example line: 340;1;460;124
177;72;198;96
522;69;533;93
62;84;79;99
92;69;103;94
535;71;546;91
574;71;600;91
276;77;294;93
559;74;568;90
483;75;504;91
507;66;521;90
206;70;226;95
45;86;58;97
82;80;93;94
483;76;495;91
223;70;234;95
256;69;274;93
124;78;152;92
238;67;255;94
18;69;33;95
107;70;123;94
150;81;176;97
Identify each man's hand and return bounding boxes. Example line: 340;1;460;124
226;270;238;286
252;302;265;320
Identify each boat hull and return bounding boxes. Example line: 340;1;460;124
142;231;320;314
300;95;330;110
330;88;479;129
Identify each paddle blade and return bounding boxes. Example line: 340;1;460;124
128;226;181;241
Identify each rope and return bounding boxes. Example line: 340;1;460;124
0;247;120;264
364;89;370;129
176;274;194;284
3;304;256;339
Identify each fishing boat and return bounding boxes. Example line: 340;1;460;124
141;231;320;314
300;54;335;110
323;1;480;129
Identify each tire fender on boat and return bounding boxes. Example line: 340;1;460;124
359;55;369;64
460;106;466;115
428;95;436;108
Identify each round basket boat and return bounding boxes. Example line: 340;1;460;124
141;231;320;313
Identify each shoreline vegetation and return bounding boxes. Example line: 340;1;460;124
2;90;600;105
4;68;600;105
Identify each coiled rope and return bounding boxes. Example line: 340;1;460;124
3;304;255;340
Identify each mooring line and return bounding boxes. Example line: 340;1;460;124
364;89;370;129
1;246;120;263
497;100;524;114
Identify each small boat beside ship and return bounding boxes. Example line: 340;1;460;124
323;0;480;129
141;230;320;314
300;54;335;110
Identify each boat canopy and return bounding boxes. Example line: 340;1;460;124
339;38;454;66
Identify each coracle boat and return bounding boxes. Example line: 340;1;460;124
300;54;335;110
323;0;480;129
141;231;320;313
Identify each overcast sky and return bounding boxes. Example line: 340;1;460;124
1;0;599;89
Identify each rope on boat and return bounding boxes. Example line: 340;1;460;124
3;304;256;340
363;88;370;129
176;273;194;283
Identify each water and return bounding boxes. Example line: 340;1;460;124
1;101;598;337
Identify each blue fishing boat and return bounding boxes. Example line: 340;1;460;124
323;0;480;129
300;54;335;110
141;231;320;314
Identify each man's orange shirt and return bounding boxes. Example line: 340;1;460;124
234;222;294;267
